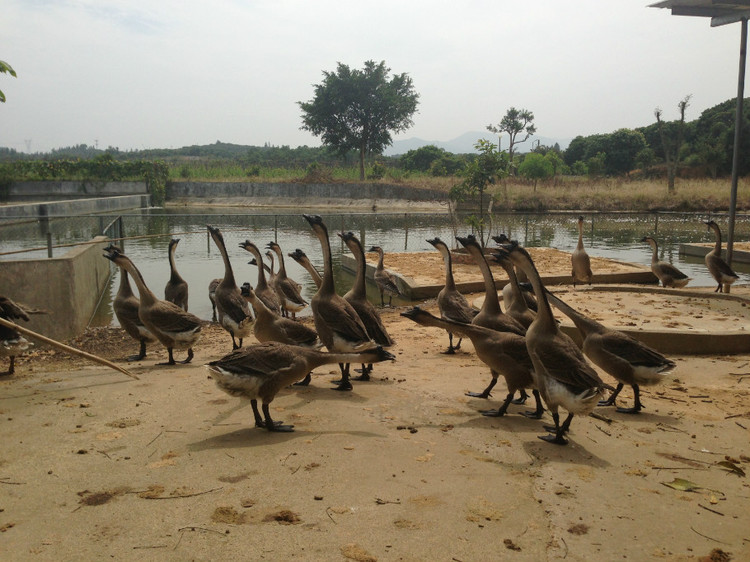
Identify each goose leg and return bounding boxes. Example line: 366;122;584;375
177;348;194;364
511;389;529;404
1;356;15;376
379;290;385;307
480;391;513;417
352;363;371;381
251;399;265;427
599;382;624;407
158;348;177;365
466;373;497;398
539;412;572;445
262;403;294;432
616;384;644;414
332;363;353;391
523;390;545;419
128;339;147;362
293;372;312;386
442;333;461;354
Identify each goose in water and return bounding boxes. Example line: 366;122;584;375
427;237;478;354
641;236;691;288
544;288;676;414
500;242;610;445
267;241;307;319
239;240;282;314
571;215;593;287
206;341;394;432
164;238;189;311
0;296;44;375
103;247;201;365
208;225;254;350
368;245;401;307
303;214;379;391
704;220;739;293
341;232;395;380
401;307;543;419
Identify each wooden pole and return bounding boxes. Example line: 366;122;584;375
0;317;138;380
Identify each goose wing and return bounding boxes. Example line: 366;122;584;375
534;335;604;390
595;331;674;369
209;342;294;377
147;302;202;333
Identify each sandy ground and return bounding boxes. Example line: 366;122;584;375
2;276;750;560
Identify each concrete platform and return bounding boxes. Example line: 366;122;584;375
680;242;750;263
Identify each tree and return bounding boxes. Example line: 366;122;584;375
518;153;553;191
298;60;419;180
486;107;536;174
0;60;17;103
655;95;691;193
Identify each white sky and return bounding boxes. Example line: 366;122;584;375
0;0;745;153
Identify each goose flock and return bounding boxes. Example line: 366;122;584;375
0;216;743;443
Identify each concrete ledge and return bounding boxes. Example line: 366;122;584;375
0;236;112;342
680;242;750;263
0;195;150;222
6;181;148;201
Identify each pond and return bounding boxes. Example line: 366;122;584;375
2;207;749;327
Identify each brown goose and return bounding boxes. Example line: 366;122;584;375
239;240;282;314
208;278;221;322
107;245;156;361
340;232;395;381
401;307;543;419
427;237;478;354
492;234;536;312
545;288;676;414
571;215;593;287
267;241;307;319
501;242;610;445
489;249;535;330
103;247;202;365
704;220;739;293
303;214;379;391
288;248;323;289
207;225;254;350
641;236;691;288
206;341;394;431
164;238;189;311
0;296;44;375
368;245;401;306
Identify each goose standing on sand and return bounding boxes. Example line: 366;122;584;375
427;237;478;354
107;245;156;361
571;215;593;287
401;307;544;419
490;249;536;330
206;341;394;432
267;241;307;319
641;236;691;288
208;225;254;350
208;278;221;322
164;238;189;311
288;248;323;289
369;245;401;307
0;296;44;375
544;288;676;414
341;232;395;380
103;247;202;364
303;214;380;391
239;240;282;314
501;242;610;445
704;220;739;293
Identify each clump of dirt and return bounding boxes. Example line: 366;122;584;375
700;549;732;562
340;543;377;562
211;506;247;525
262;509;301;525
567;523;590;535
78;488;129;506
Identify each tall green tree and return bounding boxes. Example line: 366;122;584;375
655;95;691;193
518;153;553;191
0;60;17;103
486;107;536;174
298;60;419;180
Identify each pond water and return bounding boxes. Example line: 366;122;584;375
3;207;749;327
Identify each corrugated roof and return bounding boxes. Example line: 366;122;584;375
650;1;750;26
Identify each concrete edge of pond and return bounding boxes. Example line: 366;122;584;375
680;242;750;264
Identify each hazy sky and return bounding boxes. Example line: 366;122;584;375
0;1;745;154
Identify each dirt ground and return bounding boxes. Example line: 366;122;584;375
2;259;750;561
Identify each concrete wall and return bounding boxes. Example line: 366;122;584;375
0;236;112;342
0;195;151;222
7;181;148;201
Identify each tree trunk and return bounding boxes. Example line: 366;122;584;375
667;167;676;193
359;148;365;181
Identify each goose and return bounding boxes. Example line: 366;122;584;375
208;278;221;322
489;249;535;330
206;341;394;432
340;232;395;380
492;234;536;312
0;296;44;375
641;236;691;288
267;241;307;319
303;214;380;391
401;307;543;419
368;245;401;306
571;215;593;287
288;248;323;289
164;238;189;311
207;225;254;350
427;237;478;354
103;247;201;365
704;220;739;293
500;242;610;445
107;245;156;361
544;288;676;414
239;240;282;314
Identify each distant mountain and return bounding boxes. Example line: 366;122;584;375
383;131;571;156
